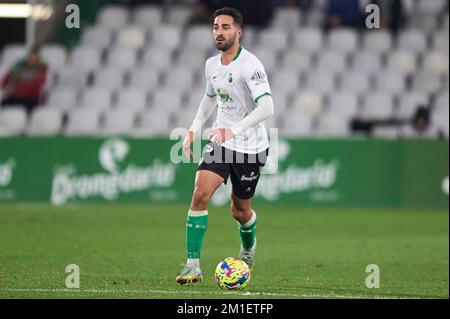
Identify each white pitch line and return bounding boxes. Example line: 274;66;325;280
0;288;416;299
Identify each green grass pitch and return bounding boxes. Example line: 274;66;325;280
0;203;448;299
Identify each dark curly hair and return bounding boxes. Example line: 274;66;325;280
213;7;243;27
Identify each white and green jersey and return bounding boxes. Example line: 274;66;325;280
205;47;272;154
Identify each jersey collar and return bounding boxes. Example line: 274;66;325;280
220;46;243;66
232;46;243;61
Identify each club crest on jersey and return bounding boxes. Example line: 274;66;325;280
228;73;233;83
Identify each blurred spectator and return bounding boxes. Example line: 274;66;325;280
1;47;48;114
186;0;211;26
325;0;364;29
400;106;441;139
372;0;405;34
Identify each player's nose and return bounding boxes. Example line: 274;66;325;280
215;28;224;36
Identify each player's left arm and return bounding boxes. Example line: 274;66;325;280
230;94;274;136
209;95;274;143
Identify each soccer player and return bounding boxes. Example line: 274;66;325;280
176;7;274;284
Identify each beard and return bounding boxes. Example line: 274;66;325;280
216;33;236;51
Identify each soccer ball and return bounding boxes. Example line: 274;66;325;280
214;257;251;291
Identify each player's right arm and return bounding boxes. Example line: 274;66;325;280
183;94;216;158
183;58;217;158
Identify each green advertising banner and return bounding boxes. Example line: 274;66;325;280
0;137;194;204
0;137;448;209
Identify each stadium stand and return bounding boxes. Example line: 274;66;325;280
0;1;448;138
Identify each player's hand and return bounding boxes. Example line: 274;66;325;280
209;128;234;145
183;130;195;159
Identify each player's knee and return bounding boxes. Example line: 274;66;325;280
192;188;211;209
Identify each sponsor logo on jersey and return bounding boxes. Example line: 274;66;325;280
217;88;233;103
250;70;266;82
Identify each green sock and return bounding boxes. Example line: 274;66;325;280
186;210;208;259
239;211;257;250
